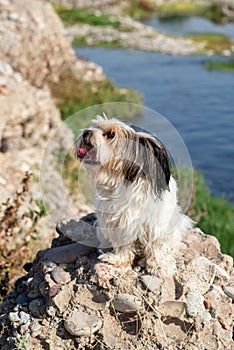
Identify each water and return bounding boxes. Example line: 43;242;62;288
74;19;234;202
142;16;234;39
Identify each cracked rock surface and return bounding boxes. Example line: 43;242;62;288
0;214;233;350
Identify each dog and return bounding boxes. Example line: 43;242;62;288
75;115;193;278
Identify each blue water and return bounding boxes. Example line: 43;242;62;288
75;21;234;202
142;16;234;39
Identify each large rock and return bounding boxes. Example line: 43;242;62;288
0;0;75;88
0;218;233;350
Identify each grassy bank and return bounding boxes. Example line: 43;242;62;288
126;1;225;23
190;172;234;257
188;33;233;54
50;69;142;125
54;5;121;28
205;58;234;71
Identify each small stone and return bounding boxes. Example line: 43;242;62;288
218;316;229;330
186;292;205;318
48;285;62;298
19;311;30;324
159;301;185;318
42;260;57;272
140;275;162;293
51;268;70;285
16;292;29;306
204;299;211;309
64;311;102;336
214;265;230;280
182;257;215;294
53;284;73;313
29;298;46;317
200;310;211;323
46;306;56;318
30;322;41;338
45;243;96;264
9;312;20;323
112;293;144;313
30;322;41;333
222;286;234;300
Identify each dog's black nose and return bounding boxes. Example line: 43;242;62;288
83;129;92;146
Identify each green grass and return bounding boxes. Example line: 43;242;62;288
125;1;225;23
72;36;121;48
50;69;142;126
188;33;233;53
54;5;121;28
190;172;234;257
205;58;234;72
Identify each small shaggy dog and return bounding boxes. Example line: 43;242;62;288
75;115;193;278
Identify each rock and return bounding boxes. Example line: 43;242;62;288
140;275;162;293
182;257;216;294
158;301;185;318
42;260;58;273
44;243;96;264
112;293;144;313
0;0;75;88
16;292;29;306
51;268;71;285
29;298;46;317
9;312;20;323
64;311;102;336
19;311;30;324
222;285;234;300
48;285;62;298
52;283;73;313
1;223;234;349
186;292;205;318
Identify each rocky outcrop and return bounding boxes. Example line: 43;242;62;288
66;22;205;55
0;0;75;88
0;0;103;296
0;215;233;349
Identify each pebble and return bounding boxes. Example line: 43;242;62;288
29;298;46;317
42;260;57;273
140;275;162;293
16;292;29;306
44;243;96;264
112;293;144;313
46;306;56;318
222;286;234;300
204;299;211;309
158;301;185;318
51;268;70;285
9;312;20;323
48;285;62;298
200;310;211;323
30;322;41;338
19;311;30;324
64;311;102;336
186;292;205;318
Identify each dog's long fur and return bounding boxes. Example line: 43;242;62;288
75;115;193;278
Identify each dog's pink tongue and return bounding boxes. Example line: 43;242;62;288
77;147;88;159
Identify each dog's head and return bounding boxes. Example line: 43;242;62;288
75;115;171;196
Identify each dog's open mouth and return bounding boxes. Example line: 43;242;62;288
76;147;98;164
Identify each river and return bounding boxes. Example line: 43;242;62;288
75;17;234;202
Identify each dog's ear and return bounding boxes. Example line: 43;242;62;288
138;135;171;196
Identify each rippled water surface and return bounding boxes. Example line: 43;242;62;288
75;21;234;201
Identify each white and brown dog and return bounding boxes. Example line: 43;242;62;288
75;115;193;278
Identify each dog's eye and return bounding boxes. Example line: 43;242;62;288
104;131;115;139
